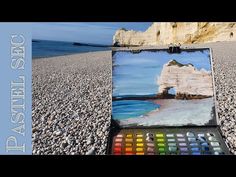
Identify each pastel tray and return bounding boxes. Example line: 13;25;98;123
109;127;230;155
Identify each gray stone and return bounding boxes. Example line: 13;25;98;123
61;141;68;148
55;130;62;136
86;147;96;155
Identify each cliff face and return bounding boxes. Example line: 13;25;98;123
113;22;236;46
157;60;213;99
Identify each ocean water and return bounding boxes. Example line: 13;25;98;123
118;98;214;126
32;40;110;59
112;50;210;97
112;100;160;120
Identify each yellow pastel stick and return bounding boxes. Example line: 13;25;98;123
136;138;143;142
125;138;133;142
125;143;132;147
126;134;133;138
136;152;145;155
136;134;143;138
136;148;144;152
136;143;144;147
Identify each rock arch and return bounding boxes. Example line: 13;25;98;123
157;86;176;99
157;60;214;99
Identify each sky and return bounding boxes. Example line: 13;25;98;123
32;22;152;45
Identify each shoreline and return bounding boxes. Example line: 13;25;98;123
32;49;112;60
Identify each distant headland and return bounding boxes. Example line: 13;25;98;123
113;22;236;46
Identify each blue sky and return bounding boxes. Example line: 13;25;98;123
32;22;152;45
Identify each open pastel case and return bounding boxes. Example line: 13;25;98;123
107;47;231;155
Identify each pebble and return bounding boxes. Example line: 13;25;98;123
85;147;95;155
55;130;62;136
86;137;94;145
61;141;68;148
32;127;38;133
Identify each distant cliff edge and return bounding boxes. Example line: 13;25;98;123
113;22;236;46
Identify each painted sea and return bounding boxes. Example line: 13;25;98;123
112;100;160;120
32;40;110;59
112;49;215;127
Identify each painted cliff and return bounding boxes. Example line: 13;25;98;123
157;60;213;99
113;22;236;46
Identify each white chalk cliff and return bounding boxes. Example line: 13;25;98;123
157;60;213;98
113;22;236;46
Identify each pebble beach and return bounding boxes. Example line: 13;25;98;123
32;41;236;155
32;51;112;155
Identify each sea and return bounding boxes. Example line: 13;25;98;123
112;100;160;120
32;40;110;59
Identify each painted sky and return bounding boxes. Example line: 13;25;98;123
32;22;152;45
